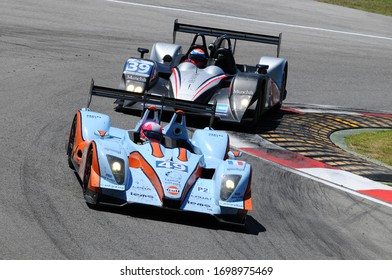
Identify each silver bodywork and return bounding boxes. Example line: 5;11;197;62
117;20;288;125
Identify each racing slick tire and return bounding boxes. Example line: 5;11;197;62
66;116;77;170
83;148;101;208
216;212;248;231
253;95;262;125
252;80;267;125
282;63;288;101
274;63;288;111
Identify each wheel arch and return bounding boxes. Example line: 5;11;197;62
83;141;101;194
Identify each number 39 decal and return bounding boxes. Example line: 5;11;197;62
124;59;153;76
156;161;188;172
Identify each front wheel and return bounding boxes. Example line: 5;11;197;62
217;213;248;231
252;80;267;126
83;149;101;207
281;63;288;101
66;117;76;169
273;64;288;111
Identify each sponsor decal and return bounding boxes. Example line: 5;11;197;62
190;195;211;201
219;200;243;209
101;183;124;191
233;89;254;95
187;201;211;208
164;171;182;186
197;186;209;194
156;161;188;172
86;114;101;119
164;179;181;187
124;59;153;76
165;171;182;180
228;160;244;166
133;185;151;191
208;132;224;138
167;185;180;196
216;103;229;114
125;74;147;83
227;160;245;170
130;192;154;199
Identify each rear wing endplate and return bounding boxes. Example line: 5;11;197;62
87;80;217;126
173;19;282;57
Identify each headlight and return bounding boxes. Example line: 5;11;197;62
238;95;252;110
125;80;145;94
106;155;125;185
232;93;253;112
240;97;250;108
225;179;235;190
220;174;241;200
111;161;122;172
135;86;143;93
126;84;135;92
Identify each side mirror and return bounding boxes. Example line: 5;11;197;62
227;150;242;159
94;130;107;137
137;48;149;58
163;54;173;63
256;64;269;74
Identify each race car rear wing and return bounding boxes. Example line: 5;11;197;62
173;19;282;57
87;80;217;127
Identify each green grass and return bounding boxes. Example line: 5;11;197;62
318;0;392;16
346;130;392;167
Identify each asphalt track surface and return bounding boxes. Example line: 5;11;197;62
1;0;392;259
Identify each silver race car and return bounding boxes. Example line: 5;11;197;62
116;20;288;125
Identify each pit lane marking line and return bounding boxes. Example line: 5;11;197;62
106;0;392;41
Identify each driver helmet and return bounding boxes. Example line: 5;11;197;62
188;48;207;67
140;121;163;142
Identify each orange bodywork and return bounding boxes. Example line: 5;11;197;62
150;142;164;158
88;141;101;192
68;112;100;192
177;148;188;162
243;167;253;210
180;164;202;202
128;151;164;201
224;136;230;160
70;112;88;166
